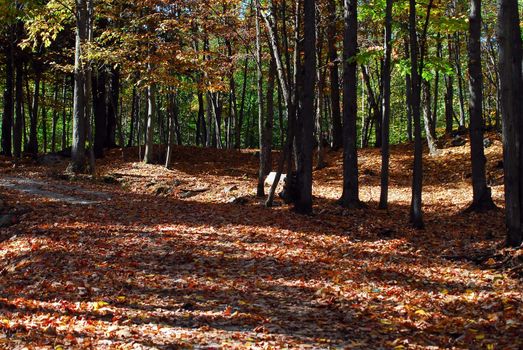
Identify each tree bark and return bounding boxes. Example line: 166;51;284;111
498;0;523;246
143;81;156;164
69;0;88;173
339;0;361;208
379;0;393;209
2;31;14;156
409;0;424;228
467;0;496;212
328;0;343;150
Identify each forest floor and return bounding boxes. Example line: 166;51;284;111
1;133;522;349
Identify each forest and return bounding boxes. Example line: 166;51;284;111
1;0;523;348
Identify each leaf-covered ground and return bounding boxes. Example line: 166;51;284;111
1;135;522;349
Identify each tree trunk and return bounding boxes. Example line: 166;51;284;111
409;0;424;228
422;80;439;155
445;38;455;134
106;67;119;148
165;92;176;168
143;81;156;164
69;0;88;173
498;0;523;246
455;33;467;127
2;32;14;156
127;85;137;147
51;80;59;153
255;3;267;197
41;81;47;153
467;0;496;212
93;66;107;158
13;20;24;159
328;0;343;150
379;0;393;209
27;65;41;156
340;0;361;208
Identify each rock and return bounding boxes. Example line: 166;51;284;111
102;175;119;184
155;186;172;196
451;136;467;147
264;172;286;187
228;196;249;205
0;214;18;228
224;185;238;193
483;138;493;148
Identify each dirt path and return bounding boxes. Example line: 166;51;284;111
0;176;111;205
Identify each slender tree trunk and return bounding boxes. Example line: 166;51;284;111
467;0;496;212
328;0;343;150
69;0;88;173
422;80;439;155
41;81;47;153
255;4;266;197
165;92;176;168
13;20;24;159
405;38;413;142
106;67;119;148
455;33;467;127
379;0;393;209
445;38;455;134
51;80;59;153
340;0;361;208
498;0;523;246
127;85;137;147
61;76;68;150
93;66;107;158
143;81;156;164
27;65;41;156
2;32;14;156
409;0;424;228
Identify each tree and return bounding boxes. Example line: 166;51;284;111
409;0;424;228
327;0;343;150
1;26;14;156
339;0;361;209
378;0;393;209
497;0;523;246
294;0;316;214
69;0;89;173
466;0;496;212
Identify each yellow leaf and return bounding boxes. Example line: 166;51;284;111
415;309;428;316
117;296;126;302
476;333;485;340
380;319;392;325
394;346;406;350
441;289;449;295
487;344;494;350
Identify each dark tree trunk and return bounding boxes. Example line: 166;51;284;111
143;81;156;164
13;20;24;159
328;0;343;150
498;0;523;246
294;0;316;214
455;33;467;127
265;57;275;174
409;0;424;228
2;33;14;156
93;66;107;158
467;0;496;212
445;38;455;134
41;81;47;153
51;80;59;153
106;67;119;148
235;58;249;149
255;3;266;197
339;0;361;208
69;0;88;173
404;38;413;142
127;86;137;147
61;76;68;150
379;0;393;209
422;80;439;155
165;92;177;168
27;65;42;156
197;91;206;146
